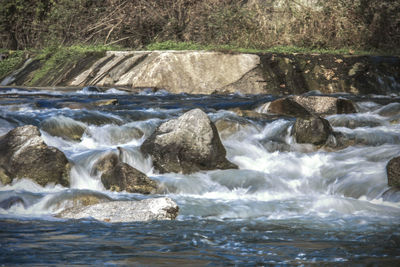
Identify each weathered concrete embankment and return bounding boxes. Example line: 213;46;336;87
2;51;400;95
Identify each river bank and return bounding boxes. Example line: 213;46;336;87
1;49;399;95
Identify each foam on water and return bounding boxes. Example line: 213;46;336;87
1;91;400;223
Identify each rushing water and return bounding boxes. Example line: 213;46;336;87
1;87;400;266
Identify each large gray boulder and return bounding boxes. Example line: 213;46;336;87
114;51;264;94
92;152;157;194
292;116;334;146
141;109;237;174
387;156;400;188
58;197;179;222
0;125;70;187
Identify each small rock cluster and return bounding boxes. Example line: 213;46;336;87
0;108;239;222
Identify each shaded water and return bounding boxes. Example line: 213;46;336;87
1;87;400;265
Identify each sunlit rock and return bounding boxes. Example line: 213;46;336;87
93;99;118;106
141;108;237;174
387;156;400;188
115;51;264;94
58;197;179;222
0;125;70;187
40;115;87;141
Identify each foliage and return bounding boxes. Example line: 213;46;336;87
0;0;399;53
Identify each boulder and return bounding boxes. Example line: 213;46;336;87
58;197;179;222
40;115;87;141
292;116;334;146
259;97;312;118
141;109;237;174
101;162;157;194
292;96;356;115
387;156;400;188
91;152;120;176
0;125;70;187
258;96;356;117
114;51;264;94
92;152;157;194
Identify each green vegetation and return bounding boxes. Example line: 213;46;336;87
0;50;26;80
29;45;118;85
1;1;399;54
145;41;392;56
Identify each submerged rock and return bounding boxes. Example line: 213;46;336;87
0;125;70;187
328;115;383;129
377;103;400;117
58;197;179;222
92;152;157;194
141;109;237;174
214;117;255;139
387;156;400;188
0;196;26;209
40;115;87;141
292;116;334;146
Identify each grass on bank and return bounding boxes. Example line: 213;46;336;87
0;45;121;82
29;45;120;85
0;49;27;81
144;41;397;56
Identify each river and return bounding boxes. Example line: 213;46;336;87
0;87;399;265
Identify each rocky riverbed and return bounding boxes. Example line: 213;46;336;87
0;87;400;265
